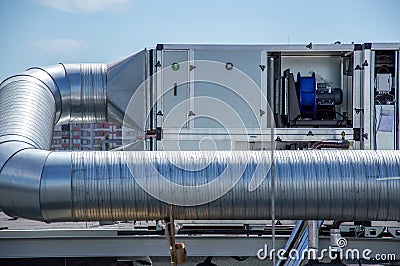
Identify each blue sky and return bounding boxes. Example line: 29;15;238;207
0;0;399;81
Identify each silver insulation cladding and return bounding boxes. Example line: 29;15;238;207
64;63;107;123
69;150;400;222
0;76;56;149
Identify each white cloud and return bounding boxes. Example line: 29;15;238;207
32;38;88;54
35;0;132;13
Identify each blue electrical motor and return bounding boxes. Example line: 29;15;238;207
297;72;316;119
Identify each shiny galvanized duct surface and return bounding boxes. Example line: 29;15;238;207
67;63;107;123
0;63;107;220
67;150;400;222
0;73;56;220
0;76;56;149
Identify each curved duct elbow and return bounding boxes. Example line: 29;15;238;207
0;62;107;220
26;63;108;124
0;74;55;220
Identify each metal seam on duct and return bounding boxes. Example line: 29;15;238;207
79;63;107;122
58;63;72;123
0;143;34;173
0;134;43;150
24;68;62;122
40;152;72;222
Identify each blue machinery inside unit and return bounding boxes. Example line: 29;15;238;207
298;73;317;119
296;72;343;121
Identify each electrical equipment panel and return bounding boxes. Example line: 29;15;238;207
376;73;392;93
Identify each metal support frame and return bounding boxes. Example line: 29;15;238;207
353;49;363;149
308;220;319;256
362;48;374;150
0;229;399;259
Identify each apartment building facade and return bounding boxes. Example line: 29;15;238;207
51;123;124;151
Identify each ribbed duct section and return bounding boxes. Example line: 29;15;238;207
70;63;107;122
0;77;56;149
63;150;400;221
22;63;107;125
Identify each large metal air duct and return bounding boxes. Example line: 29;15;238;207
0;51;399;222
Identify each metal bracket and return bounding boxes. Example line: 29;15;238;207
173;83;177;96
225;62;234;70
339;224;363;234
354;108;364;114
388;227;400;238
365;226;384;238
259;65;266;71
155;61;161;68
145;127;162;141
189;65;196;71
354;61;368;70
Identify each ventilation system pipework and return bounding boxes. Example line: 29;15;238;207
0;51;399;222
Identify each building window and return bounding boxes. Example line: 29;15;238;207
95;131;107;137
